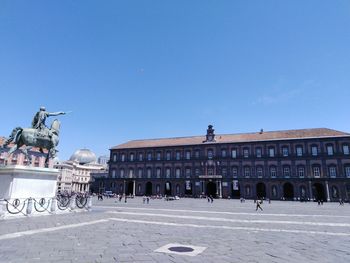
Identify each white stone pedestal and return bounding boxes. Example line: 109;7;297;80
0;165;58;218
0;165;90;219
0;165;58;200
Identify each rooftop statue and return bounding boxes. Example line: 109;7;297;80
1;106;66;167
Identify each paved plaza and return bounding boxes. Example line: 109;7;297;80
1;198;350;263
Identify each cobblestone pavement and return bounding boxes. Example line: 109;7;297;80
1;198;350;263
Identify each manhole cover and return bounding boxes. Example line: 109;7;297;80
154;243;207;257
168;246;194;253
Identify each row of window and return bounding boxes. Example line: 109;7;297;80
113;144;350;162
111;165;350;179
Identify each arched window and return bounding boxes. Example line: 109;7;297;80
231;149;237;158
221;149;227;158
176;151;181;160
166;151;171;160
270;166;277;178
256;166;263;178
147;168;152;178
243;148;249;158
313;165;321;178
311;145;318;156
244;166;250;178
329;166;337;178
138;168;143;178
129;168;134;178
326;144;334;156
156;167;161;178
232;166;238;178
283;165;291;178
185;168;191;178
175;168;181;178
297;166;305;178
112;169;116;178
345;166;350;178
120;169;124;178
166;168;171;178
282;146;289;157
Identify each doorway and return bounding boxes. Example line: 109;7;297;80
206;181;217;197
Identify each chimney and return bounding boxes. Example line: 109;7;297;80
260;128;264;134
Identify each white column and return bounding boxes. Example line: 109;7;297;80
308;180;313;200
325;181;330;202
216;180;219;195
219;181;222;198
133;180;136;196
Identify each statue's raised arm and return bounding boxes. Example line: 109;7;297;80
47;111;66;117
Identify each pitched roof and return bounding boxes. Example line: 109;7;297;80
111;128;350;150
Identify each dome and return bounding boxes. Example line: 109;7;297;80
69;149;97;164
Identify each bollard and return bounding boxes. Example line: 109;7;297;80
70;195;76;210
0;200;5;218
87;196;93;211
26;198;33;215
50;198;57;213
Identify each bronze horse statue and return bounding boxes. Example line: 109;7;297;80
1;119;61;167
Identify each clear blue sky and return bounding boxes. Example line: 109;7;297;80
1;1;350;161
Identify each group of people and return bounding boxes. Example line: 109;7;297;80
142;196;150;204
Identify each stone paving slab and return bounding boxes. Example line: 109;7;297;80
0;197;350;262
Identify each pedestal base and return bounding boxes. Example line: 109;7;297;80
0;165;90;219
0;165;58;199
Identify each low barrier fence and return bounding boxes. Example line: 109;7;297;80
0;194;92;217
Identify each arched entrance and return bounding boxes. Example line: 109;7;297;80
206;181;216;197
145;182;152;196
256;182;266;198
176;184;180;195
164;181;172;196
126;181;134;195
231;181;240;199
283;183;294;200
185;181;192;196
313;183;326;202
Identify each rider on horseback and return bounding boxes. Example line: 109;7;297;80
32;106;65;132
2;107;65;149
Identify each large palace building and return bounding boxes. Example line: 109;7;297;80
102;126;350;202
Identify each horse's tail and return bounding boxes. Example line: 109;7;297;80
2;127;22;148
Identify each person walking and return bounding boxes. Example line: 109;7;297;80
256;199;263;211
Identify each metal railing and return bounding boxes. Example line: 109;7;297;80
0;194;91;217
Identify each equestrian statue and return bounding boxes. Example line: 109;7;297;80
1;106;66;167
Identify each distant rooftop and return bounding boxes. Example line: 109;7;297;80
111;128;350;150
